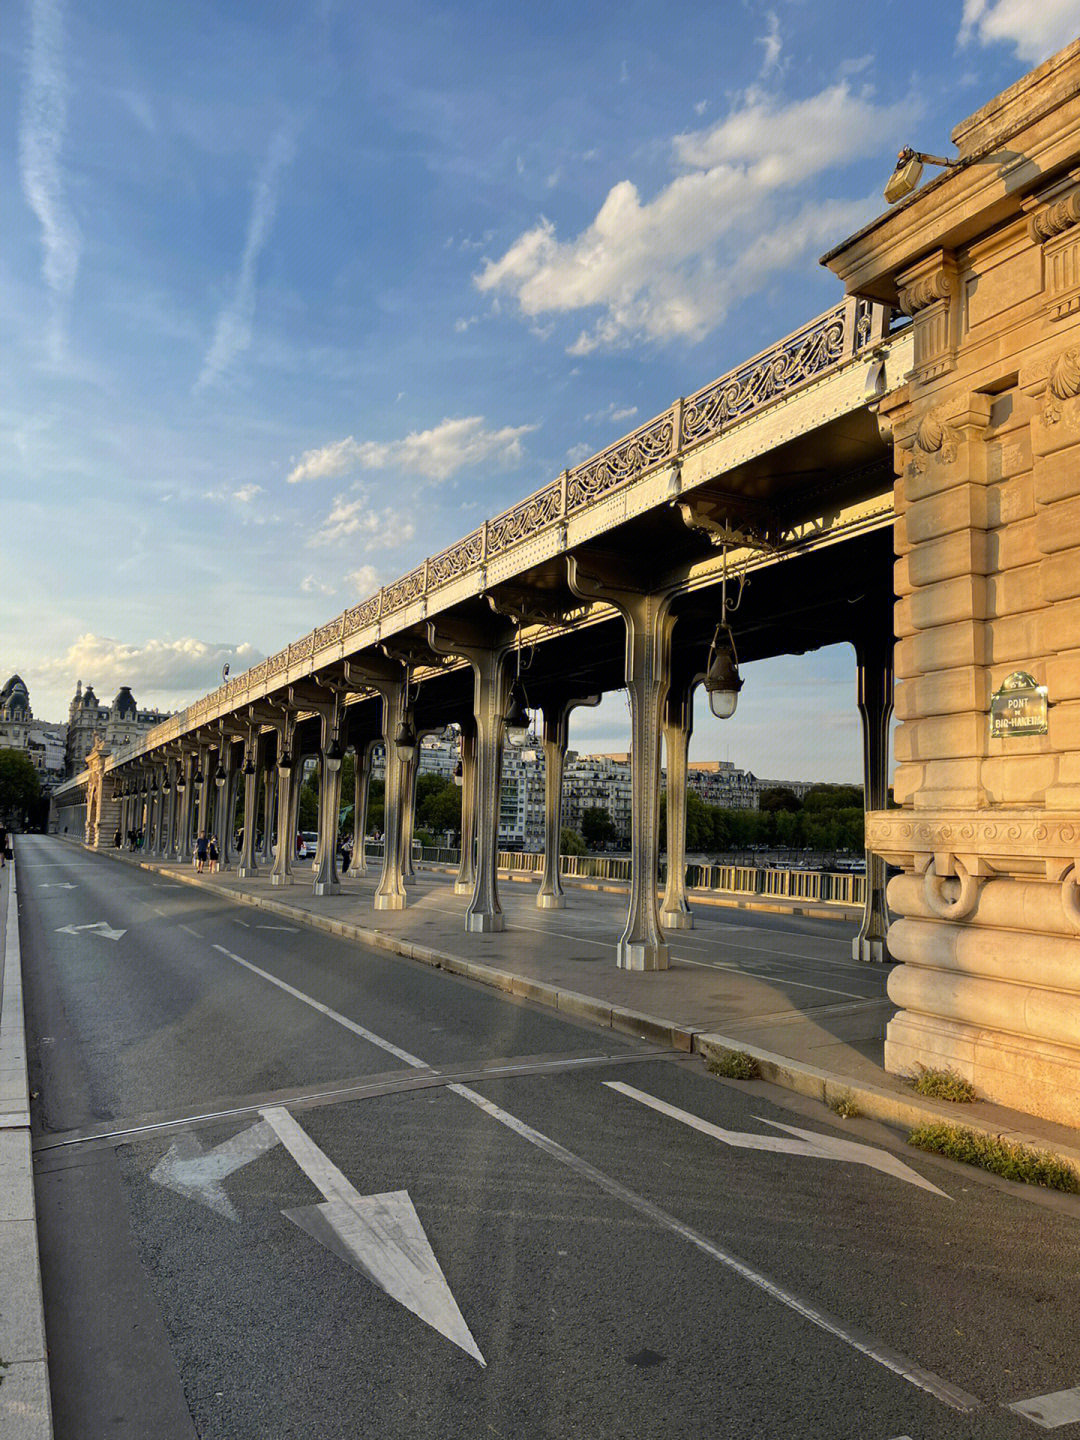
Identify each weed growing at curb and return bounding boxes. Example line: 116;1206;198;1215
908;1065;977;1103
828;1090;860;1118
908;1122;1080;1193
706;1050;760;1080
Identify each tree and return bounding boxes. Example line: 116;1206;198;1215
0;749;41;828
759;786;802;813
424;784;462;837
560;826;586;857
580;806;616;848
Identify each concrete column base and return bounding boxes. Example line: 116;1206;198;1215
453;878;473;896
536;893;565;909
660;909;694;930
313;880;340;897
403;873;418;887
465;911;505;933
617;940;670;970
374;893;406;911
853;935;889;963
271;873;293;887
237;865;257;879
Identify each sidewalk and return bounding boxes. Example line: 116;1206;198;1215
0;860;53;1439
103;843;1080;1182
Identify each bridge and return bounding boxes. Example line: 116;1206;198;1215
52;39;1080;1129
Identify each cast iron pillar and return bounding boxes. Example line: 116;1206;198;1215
568;555;676;969
260;765;276;866
237;724;262;877
313;700;345;897
350;740;375;876
270;710;298;887
345;659;409;911
401;747;420;884
175;751;196;863
454;719;477;896
428;619;515;933
852;636;894;963
660;677;695;931
537;695;601;908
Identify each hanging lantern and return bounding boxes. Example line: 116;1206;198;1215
504;679;530;746
324;737;345;773
394;715;418;763
214;762;227;789
703;631;743;720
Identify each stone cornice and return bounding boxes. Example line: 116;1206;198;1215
867;808;1080;881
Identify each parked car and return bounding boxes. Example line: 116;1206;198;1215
296;831;319;859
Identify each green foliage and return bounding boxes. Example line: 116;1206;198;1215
0;748;41;825
367;777;385;834
828;1090;861;1118
706;1049;761;1080
581;806;616;847
909;1066;978;1103
758;786;802;813
908;1123;1080;1192
415;774;461;837
560;826;586;856
414;829;436;849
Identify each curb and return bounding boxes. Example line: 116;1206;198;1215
101;847;1080;1184
0;860;54;1438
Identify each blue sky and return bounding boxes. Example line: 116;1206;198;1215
3;0;1077;779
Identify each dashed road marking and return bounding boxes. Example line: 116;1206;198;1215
1009;1385;1080;1429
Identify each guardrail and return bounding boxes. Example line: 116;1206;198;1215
364;843;866;906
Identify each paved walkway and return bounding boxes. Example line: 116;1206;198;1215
84;841;1080;1173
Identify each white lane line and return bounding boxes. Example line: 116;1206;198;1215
449;1084;974;1412
209;942;978;1411
211;945;428;1070
603;1081;949;1197
154;907;167;917
234;919;251;928
257;925;299;932
1009;1385;1080;1429
180;924;202;938
675;955;866;999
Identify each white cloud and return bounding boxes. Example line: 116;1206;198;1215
34;633;264;701
287;415;536;484
454;315;479;332
584;402;639;424
233;484;262;503
195;125;295;391
757;12;782;76
345;565;379;593
475;79;920;354
19;0;81;362
959;0;1079;62
308;494;416;549
301;575;335;595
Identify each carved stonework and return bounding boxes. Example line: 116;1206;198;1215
896;250;959;386
1029;188;1080;244
866;808;1080;883
1044;347;1080;423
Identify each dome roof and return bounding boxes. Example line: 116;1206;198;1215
113;685;137;719
1;674;27;698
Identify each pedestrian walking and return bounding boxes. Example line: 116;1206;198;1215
195;831;209;873
114;827;122;848
208;835;220;873
0;823;8;869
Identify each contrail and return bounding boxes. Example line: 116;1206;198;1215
196;125;296;391
19;0;81;360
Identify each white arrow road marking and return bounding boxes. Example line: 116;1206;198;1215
261;1105;485;1367
603;1082;949;1198
40;882;77;889
54;921;126;941
149;1120;280;1220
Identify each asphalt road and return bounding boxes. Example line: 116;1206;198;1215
17;835;1080;1440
